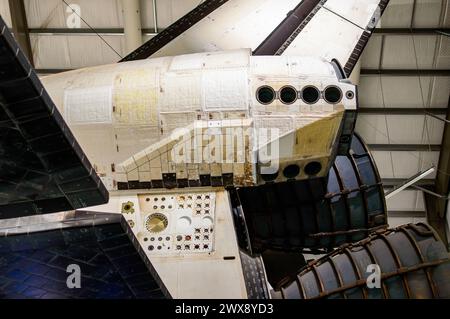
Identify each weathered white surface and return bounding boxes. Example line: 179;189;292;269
153;0;300;57
148;190;246;298
324;0;382;28
152;0;386;72
42;50;355;189
283;8;363;67
64;86;113;124
83;188;247;298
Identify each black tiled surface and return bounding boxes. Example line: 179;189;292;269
0;223;167;299
117;173;234;190
0;16;108;219
235;134;387;253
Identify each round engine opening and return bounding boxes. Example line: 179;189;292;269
304;161;322;176
324;86;343;104
256;86;276;105
279;86;298;104
283;165;300;179
301;86;320;104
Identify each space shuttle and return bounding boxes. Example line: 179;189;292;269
0;0;449;299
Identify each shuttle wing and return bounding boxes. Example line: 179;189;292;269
0;213;170;299
121;0;389;77
0;16;108;219
269;0;390;76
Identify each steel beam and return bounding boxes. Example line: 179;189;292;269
122;0;143;55
27;28;450;36
28;28;159;36
361;69;450;76
382;178;435;187
385;168;436;200
29;28;124;34
152;0;158;33
388;211;427;218
8;0;33;65
374;28;450;35
414;185;450;200
384;185;426;191
424;98;450;246
368;144;441;152
358;108;447;115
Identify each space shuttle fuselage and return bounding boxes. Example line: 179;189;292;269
42;49;357;192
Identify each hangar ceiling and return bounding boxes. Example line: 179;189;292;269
0;0;449;234
356;0;450;233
